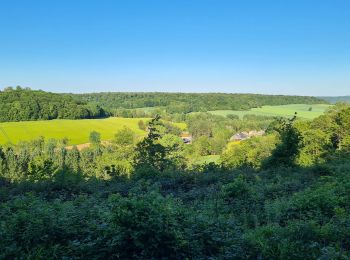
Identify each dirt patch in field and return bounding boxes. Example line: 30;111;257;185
66;140;111;151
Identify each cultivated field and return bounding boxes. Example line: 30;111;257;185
0;117;150;145
209;104;332;119
0;117;187;145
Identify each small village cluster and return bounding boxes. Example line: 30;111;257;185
180;130;265;144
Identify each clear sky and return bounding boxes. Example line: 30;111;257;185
0;0;349;95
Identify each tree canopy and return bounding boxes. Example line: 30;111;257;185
0;87;106;122
74;91;326;115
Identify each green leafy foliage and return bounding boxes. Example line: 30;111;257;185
266;113;301;166
89;131;101;144
1;104;350;259
0;87;106;122
74;92;325;115
221;134;278;169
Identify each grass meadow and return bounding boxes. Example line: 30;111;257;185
0;117;187;145
208;104;332;119
0;104;330;145
0;117;150;145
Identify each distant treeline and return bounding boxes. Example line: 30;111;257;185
0;87;326;122
320;96;350;104
73;92;326;114
0;87;106;122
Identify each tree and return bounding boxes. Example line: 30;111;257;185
193;136;212;156
114;127;135;146
89;131;101;145
265;113;301;167
158;134;186;169
221;134;278;169
331;107;350;150
138;120;146;130
295;127;330;166
210;127;232;155
65;146;81;172
187;113;215;138
134;115;171;172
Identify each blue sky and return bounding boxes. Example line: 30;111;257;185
0;0;349;95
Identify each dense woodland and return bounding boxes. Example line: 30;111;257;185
74;92;326;117
1;103;350;259
0;87;326;122
0;87;106;122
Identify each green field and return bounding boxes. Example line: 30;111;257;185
0;104;330;145
0;117;150;145
208;104;332;119
195;155;220;164
0;117;188;145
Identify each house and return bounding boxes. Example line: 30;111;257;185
230;130;265;142
247;130;265;137
180;132;192;144
230;132;249;141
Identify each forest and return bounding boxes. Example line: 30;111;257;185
0;87;326;122
74;91;326;117
0;87;106;122
1;103;350;259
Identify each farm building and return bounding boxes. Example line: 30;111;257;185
180;132;192;144
230;132;249;141
230;130;265;142
247;130;265;137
